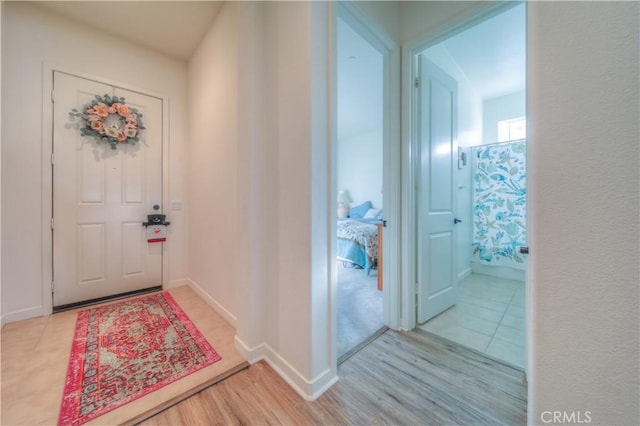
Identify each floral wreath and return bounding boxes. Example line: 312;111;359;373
69;94;145;149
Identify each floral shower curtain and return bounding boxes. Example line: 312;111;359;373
472;140;527;268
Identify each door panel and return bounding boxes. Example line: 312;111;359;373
122;222;145;276
77;223;106;283
429;79;454;211
428;232;454;294
418;57;459;324
122;148;145;204
79;145;105;204
53;72;163;306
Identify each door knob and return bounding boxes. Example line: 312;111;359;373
519;246;529;254
453;218;462;224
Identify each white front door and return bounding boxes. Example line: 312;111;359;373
52;72;163;307
417;57;459;323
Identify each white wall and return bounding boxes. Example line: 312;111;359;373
0;1;3;326
422;44;482;279
528;1;639;424
190;1;336;399
187;2;239;323
233;0;274;367
482;90;525;144
273;0;334;396
337;131;383;209
1;2;189;322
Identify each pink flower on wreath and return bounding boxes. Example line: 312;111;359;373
117;104;130;118
126;116;137;126
108;103;118;114
90;120;104;132
116;130;126;142
93;103;109;117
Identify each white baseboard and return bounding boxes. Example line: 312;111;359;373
166;279;346;397
2;305;47;325
235;335;339;401
182;278;237;327
164;278;190;289
457;267;472;281
234;335;269;363
471;262;526;281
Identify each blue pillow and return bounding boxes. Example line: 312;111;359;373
349;201;372;219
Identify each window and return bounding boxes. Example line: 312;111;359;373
497;117;526;142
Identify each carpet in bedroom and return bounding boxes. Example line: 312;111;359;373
337;264;385;361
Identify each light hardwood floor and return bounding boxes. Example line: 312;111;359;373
0;285;248;425
2;288;527;425
142;329;527;425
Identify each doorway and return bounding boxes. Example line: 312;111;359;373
410;4;527;369
52;71;164;309
335;14;386;362
334;4;399;362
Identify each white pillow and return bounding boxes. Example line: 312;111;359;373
363;208;383;220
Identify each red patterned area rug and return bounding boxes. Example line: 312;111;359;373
58;292;221;426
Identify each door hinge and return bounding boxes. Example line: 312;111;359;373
51;153;54;165
51;217;54;230
415;78;420;88
51;90;55;103
51;281;55;294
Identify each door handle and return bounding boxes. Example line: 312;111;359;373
453;218;462;224
519;246;529;254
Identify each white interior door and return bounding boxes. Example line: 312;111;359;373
52;72;163;307
417;57;459;324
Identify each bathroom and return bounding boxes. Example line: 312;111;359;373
417;3;527;369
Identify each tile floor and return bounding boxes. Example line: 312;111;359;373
0;285;248;425
418;273;526;369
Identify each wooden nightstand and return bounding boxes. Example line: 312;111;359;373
376;222;383;291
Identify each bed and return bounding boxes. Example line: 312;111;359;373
336;201;384;289
337;218;383;290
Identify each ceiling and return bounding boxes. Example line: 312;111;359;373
442;4;526;100
34;1;224;61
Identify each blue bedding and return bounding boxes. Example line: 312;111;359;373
337;239;372;273
337;219;380;275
